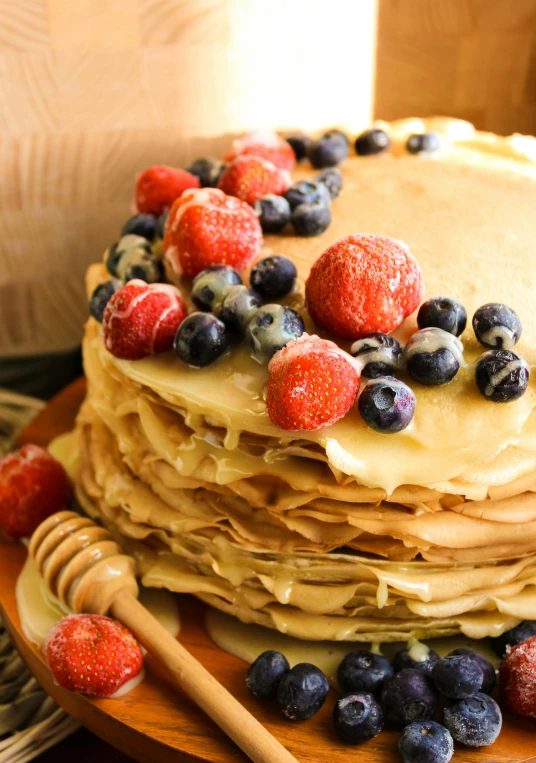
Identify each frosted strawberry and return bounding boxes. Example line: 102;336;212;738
135;166;200;216
45;614;143;698
217;155;291;206
500;635;536;719
224;130;296;171
266;334;361;431
0;445;71;538
163;188;263;279
305;234;424;340
103;279;187;360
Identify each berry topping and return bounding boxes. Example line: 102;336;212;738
0;445;71;538
253;194;291;234
284;180;331;210
499;635;536;719
351;333;402;378
432;654;483;699
186;157;226;188
266;335;361;431
246;305;305;361
191;265;242;312
381;669;439;729
315;167;343;200
354;128;391;156
358;376;416;434
224;130;296;171
398;721;454;763
246;650;290;699
103;280;187;360
276;663;329;720
217;155;290;206
443;693;502;747
472;302;523;349
285;132;311;162
449;648;496;695
406;133;441;155
215;284;262;333
333;692;384;744
250;256;297;299
417;296;467;337
89;278;122;323
394;647;440;676
121;213;159;242
307;130;349;168
475;349;529;402
291;202;332;237
45;614;143;698
404;328;464;386
337;650;394;696
491;620;536;657
305;234;424;340
163;188;263;280
135;165;200;216
105;235;163;284
174;313;227;367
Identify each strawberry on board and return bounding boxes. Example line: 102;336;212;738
135;166;200;216
217;155;291;206
500;635;536;720
224;129;296;172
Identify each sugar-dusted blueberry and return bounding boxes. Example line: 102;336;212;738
417;296;467;337
174;312;227;367
405;327;465;386
250;256;297;300
381;669;439;728
291;202;331;237
191;265;242;312
186;157;226;188
333;692;383;744
286;132;311;162
472;302;522;350
284;180;331;210
490;620;536;657
121;213;158;242
394;647;440;676
475;349;529;402
215;284;262;332
351;333;402;378
398;721;454;763
315;167;343;200
105;234;157;279
354;128;391;156
443;692;502;747
89;279;121;322
406;132;441;154
432;654;483;699
157;210;169;238
358;376;416;434
337;650;394;696
449;648;496;695
276;663;329;721
307;130;349;168
246;650;290;699
253;195;291;234
245;305;305;361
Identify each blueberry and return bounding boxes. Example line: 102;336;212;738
398;721;454;763
121;213;158;242
417;296;467;337
250;256;297;299
337;650;394;696
443;692;502;747
191;265;242;312
354;128;391;156
106;235;163;283
333;692;383;744
89;279;121;322
157;210;169;238
490;620;536;657
246;650;290;699
381;669;439;728
286;133;311;162
475;349;529;402
393;648;440;676
432;654;483;699
406;133;441;154
405;327;464;386
174;313;227;367
448;648;496;694
276;663;329;720
307;130;349;168
245;305;305;361
291;202;331;237
106;235;149;277
358;376;416;434
253;194;291;234
315;167;343;200
351;333;402;378
186;157;226;187
472;302;522;350
215;284;262;332
284;180;331;210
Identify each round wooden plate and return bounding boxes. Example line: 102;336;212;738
1;380;535;763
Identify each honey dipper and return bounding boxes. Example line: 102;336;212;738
28;511;299;763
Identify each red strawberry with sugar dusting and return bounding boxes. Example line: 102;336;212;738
45;614;144;698
305;234;424;340
163;188;263;279
224;130;296;171
217;155;291;206
266;334;361;431
135;165;200;216
500;635;536;719
103;279;187;360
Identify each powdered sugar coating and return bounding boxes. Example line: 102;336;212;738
500;634;536;718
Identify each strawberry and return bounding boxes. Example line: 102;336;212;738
135;165;200;216
0;445;71;538
305;234;424;340
45;614;143;698
163;188;263;279
224;130;296;171
103;279;187;360
500;635;536;719
217;155;291;206
266;334;361;431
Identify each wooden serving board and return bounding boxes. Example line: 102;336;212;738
1;380;536;763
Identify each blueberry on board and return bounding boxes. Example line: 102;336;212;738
253;194;291;234
276;663;329;721
250;256;297;299
472;302;522;350
291;202;331;237
284;180;331;210
398;721;454;763
307;130;349;168
333;692;384;744
191;265;242;312
157;210;169;238
404;327;464;386
417;296;467;337
432;654;483;699
173;312;227;367
358;376;416;434
490;620;536;657
475;349;529;402
286;133;311;162
381;669;439;728
337;651;394;696
186;157;226;187
448;648;496;695
443;692;502;747
315;167;343;200
354;128;391;156
393;648;440;676
89;279;121;322
406;133;441;154
215;284;262;332
245;305;305;361
351;333;402;378
246;651;290;699
121;213;158;242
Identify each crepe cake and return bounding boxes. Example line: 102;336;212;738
75;117;536;643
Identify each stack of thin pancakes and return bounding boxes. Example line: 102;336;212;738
75;118;536;642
